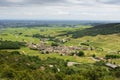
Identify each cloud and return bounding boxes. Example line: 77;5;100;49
98;0;120;4
0;0;120;7
0;0;66;7
0;0;120;20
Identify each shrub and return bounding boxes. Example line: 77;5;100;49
51;42;59;46
77;51;84;57
92;54;96;58
69;52;75;56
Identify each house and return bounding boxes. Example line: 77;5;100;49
106;63;118;69
67;62;81;66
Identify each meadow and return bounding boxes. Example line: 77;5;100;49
0;24;120;64
0;24;120;80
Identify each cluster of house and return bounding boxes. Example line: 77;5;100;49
27;42;120;69
27;41;93;55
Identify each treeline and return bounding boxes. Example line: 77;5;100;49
32;34;64;43
69;51;85;56
33;34;46;38
59;23;120;38
33;34;55;41
0;51;120;80
106;54;120;59
0;41;25;49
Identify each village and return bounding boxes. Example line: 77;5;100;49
27;40;94;55
27;40;120;69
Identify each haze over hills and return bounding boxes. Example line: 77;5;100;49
0;20;120;28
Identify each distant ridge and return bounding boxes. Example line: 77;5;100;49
0;20;115;28
94;23;120;28
58;23;120;38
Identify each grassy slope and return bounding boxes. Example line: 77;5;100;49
0;24;120;64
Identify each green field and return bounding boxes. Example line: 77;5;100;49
0;25;120;64
0;24;120;80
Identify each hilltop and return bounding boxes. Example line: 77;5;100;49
58;23;120;38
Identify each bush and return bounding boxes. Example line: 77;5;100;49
33;34;45;38
92;54;96;58
11;51;20;55
77;51;84;57
69;52;75;56
51;42;59;46
80;42;90;46
1;69;15;79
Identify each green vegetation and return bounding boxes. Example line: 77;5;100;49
51;42;59;46
0;51;120;80
61;23;120;38
0;23;120;80
77;51;85;57
0;40;25;49
33;34;46;38
106;54;120;59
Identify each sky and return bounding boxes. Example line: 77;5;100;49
0;0;120;21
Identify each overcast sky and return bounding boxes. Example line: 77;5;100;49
0;0;120;21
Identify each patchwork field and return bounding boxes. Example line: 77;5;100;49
0;24;120;64
0;23;120;80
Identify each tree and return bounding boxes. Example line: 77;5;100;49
51;42;59;46
77;51;84;57
92;54;96;58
